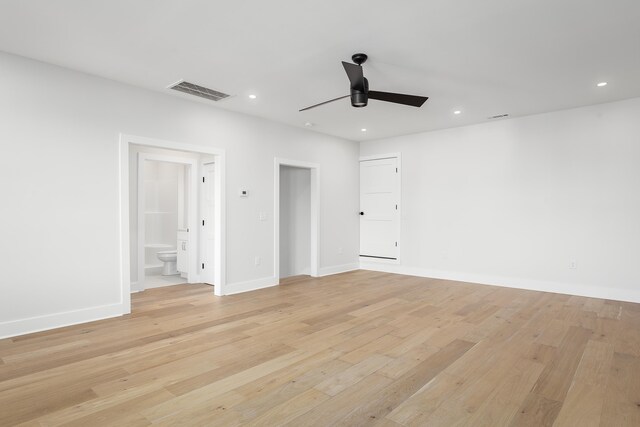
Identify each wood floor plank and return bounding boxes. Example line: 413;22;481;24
244;388;330;426
340;333;404;364
283;373;394;426
232;358;350;423
509;393;563;427
341;340;477;425
529;326;593;402
0;367;128;425
314;353;393;396
599;352;640;426
463;359;545;426
375;339;476;425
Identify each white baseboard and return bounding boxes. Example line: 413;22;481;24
130;281;140;293
281;268;311;277
360;262;640;304
223;263;360;296
224;276;278;296
0;302;125;340
318;263;360;277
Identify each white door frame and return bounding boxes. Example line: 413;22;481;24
119;134;226;316
137;153;198;291
274;158;320;281
359;152;402;265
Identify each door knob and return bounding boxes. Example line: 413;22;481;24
360;212;364;215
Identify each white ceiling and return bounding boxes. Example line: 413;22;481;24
1;0;639;141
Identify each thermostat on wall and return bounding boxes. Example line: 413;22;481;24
239;189;249;198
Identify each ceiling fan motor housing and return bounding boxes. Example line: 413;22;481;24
351;77;369;107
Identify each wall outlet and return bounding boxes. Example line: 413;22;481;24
569;260;577;269
259;212;267;221
255;256;261;266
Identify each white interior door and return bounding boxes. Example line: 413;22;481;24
360;157;399;260
200;162;215;284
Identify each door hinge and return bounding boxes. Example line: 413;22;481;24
202;219;205;226
395;204;398;210
395;242;398;247
202;176;205;183
202;263;205;269
396;167;398;173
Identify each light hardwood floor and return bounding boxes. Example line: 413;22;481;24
1;271;639;426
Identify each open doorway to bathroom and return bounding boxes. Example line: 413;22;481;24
120;135;226;314
137;153;195;290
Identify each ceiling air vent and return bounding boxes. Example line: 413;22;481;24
488;113;509;119
170;81;230;102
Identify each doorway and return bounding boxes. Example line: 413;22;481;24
274;158;319;281
119;134;226;315
137;154;196;290
279;165;311;278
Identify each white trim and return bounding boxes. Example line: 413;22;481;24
359;152;401;162
359;153;402;264
318;263;360;277
224;276;279;295
119;134;227;309
213;155;225;296
360;262;640;304
225;264;361;295
359;256;401;265
119;137;132;314
274;158;320;282
0;303;124;340
137;153;198;290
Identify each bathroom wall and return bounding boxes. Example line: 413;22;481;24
279;166;311;278
143;160;183;276
0;51;360;338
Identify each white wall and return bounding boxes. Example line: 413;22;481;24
360;97;640;302
279;166;311;278
0;51;359;338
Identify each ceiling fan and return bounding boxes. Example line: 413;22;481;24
300;53;429;112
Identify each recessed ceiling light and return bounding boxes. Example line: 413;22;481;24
248;94;257;99
304;122;314;127
597;82;607;87
361;128;367;132
454;110;462;115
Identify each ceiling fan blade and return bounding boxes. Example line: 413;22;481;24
299;95;350;112
342;61;364;90
368;90;428;107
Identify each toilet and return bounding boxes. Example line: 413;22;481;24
156;250;178;275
